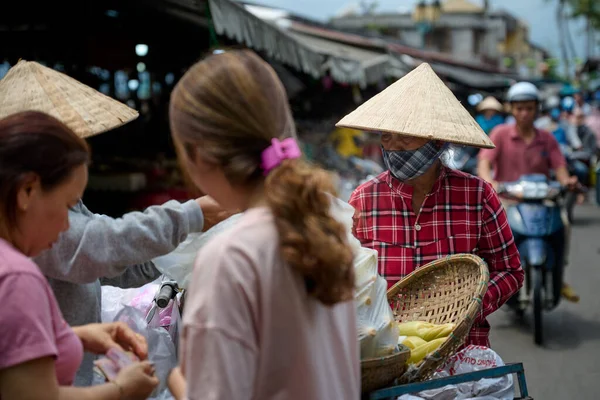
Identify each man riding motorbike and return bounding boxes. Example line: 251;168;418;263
478;81;580;303
568;108;596;191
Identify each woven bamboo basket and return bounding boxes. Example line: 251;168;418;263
387;254;489;384
361;344;411;393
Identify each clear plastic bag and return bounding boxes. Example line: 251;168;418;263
101;279;161;323
399;345;514;400
152;214;243;288
146;294;182;355
112;306;179;399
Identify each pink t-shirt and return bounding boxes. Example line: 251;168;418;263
0;238;83;387
181;207;360;400
478;124;566;183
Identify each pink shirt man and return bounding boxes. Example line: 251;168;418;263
0;238;83;389
180;207;360;400
479;124;566;182
586;110;600;148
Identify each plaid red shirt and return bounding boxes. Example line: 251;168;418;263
349;167;524;347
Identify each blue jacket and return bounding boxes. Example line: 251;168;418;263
476;114;505;135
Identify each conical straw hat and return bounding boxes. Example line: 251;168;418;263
0;60;138;138
336;63;495;149
477;96;503;113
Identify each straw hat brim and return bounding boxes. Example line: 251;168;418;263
476;97;503;113
336;63;495;149
0;60;138;138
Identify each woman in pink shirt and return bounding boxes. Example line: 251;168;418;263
0;112;159;400
167;49;360;400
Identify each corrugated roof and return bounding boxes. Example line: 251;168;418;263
427;62;515;89
289;21;508;74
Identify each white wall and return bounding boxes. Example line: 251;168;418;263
451;29;475;59
402;30;424;48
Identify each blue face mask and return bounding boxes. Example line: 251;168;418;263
382;141;445;181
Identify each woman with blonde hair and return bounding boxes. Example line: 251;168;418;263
167;50;360;399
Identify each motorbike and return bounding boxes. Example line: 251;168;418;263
337;155;385;202
497;174;566;345
561;145;593;222
446;145;479;175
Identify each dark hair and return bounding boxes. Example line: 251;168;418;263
170;50;355;306
0;111;90;226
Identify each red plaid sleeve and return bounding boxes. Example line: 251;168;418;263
348;185;371;244
475;183;524;323
348;190;360;238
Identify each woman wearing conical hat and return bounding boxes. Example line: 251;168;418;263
0;60;232;386
339;64;524;348
475;96;505;136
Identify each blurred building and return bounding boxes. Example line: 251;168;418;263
491;10;550;79
330;0;548;78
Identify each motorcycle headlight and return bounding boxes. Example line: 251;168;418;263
506;182;552;199
522;182;549;199
505;183;524;199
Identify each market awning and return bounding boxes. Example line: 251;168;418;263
208;0;324;78
286;31;398;87
208;0;405;87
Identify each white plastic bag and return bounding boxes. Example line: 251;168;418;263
328;195;362;252
329;196;400;359
398;346;514;400
356;275;399;358
152;213;243;288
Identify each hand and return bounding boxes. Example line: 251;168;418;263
195;195;237;231
115;361;159;400
74;322;148;360
168;367;187;400
565;175;579;190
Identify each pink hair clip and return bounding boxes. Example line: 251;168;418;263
260;138;302;176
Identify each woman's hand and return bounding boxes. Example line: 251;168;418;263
114;361;159;400
196;195;237;231
73;322;148;360
168;367;187;400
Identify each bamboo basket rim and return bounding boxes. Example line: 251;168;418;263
361;344;411;368
387;253;489;383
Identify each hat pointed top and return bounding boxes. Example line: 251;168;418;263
336;63;495;149
0;60;138;138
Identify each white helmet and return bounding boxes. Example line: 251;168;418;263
507;82;540;103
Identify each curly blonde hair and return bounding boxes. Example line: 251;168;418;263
170;50;354;305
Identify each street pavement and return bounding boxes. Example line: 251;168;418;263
489;202;600;399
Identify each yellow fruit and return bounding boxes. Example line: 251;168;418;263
397;321;434;337
420;323;456;341
397;321;456;341
407;337;448;365
401;336;427;350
